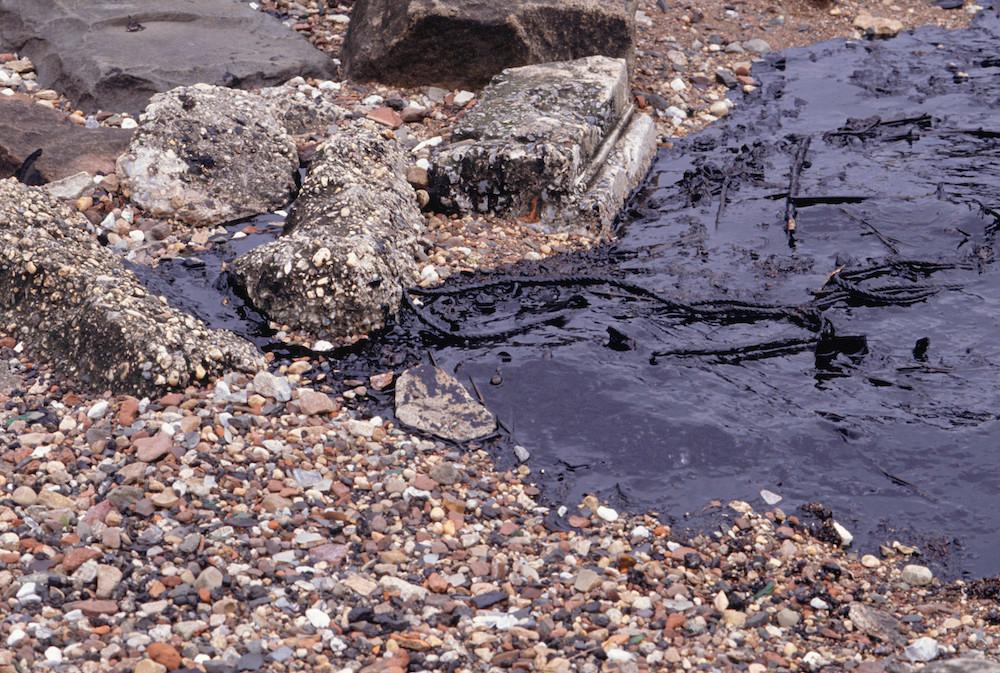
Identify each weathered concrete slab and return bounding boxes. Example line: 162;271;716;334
343;0;637;89
0;0;334;115
0;96;133;182
0;178;262;394
116;85;299;227
430;56;656;235
230;121;424;339
394;364;496;442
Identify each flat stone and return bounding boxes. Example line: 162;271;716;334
37;489;74;509
134;433;172;462
117;85;298;227
252;371;292;402
0;0;333;114
394;364;496;442
343;0;637;90
96;565;122;598
0;179;262;395
343;574;379;597
64;599;118;616
574;568;601;592
231;120;423;339
194;566;224;591
854;13;905;38
0;97;132;182
848;603;904;645
379;575;428;602
297;389;337;415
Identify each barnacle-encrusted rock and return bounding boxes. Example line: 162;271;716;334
0;178;262;394
343;0;638;89
429;56;657;236
116;84;299;227
230;121;423;339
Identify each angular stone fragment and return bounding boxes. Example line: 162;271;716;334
343;0;637;89
231;121;423;339
117;85;298;227
430;56;657;235
0;0;333;115
0;179;262;394
394;364;496;442
0;97;133;182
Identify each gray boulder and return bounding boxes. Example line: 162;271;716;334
0;178;262;394
0;96;133;182
116;84;298;227
395;364;496;442
0;0;333;115
343;0;637;89
230;121;423;339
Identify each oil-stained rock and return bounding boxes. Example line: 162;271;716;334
429;56;657;235
343;0;637;89
230;121;423;339
0;178;262;394
394;364;496;441
116;84;298;227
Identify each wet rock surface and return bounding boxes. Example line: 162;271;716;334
116;84;299;227
0;178;262;394
231;120;423;338
394;364;496;441
327;3;1000;577
343;0;638;90
430;55;656;234
0;96;132;182
0;0;333;114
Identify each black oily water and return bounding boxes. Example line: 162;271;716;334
131;3;1000;578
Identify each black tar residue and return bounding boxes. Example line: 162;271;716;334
132;4;1000;579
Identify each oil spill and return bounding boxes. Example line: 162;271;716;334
130;5;1000;577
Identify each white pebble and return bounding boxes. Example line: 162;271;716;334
305;608;331;629
759;489;782;505
87;400;109;420
596;506;619;522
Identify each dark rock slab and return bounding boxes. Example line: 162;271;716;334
0;96;132;181
0;178;262;394
0;0;334;115
343;0;637;89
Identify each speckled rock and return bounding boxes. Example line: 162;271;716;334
0;178;262;393
430;56;656;235
230;120;423;338
343;0;637;89
394;364;496;441
258;81;347;137
116;84;298;227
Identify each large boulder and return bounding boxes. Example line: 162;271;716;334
0;96;133;182
116;84;299;227
343;0;638;89
0;178;262;394
429;56;658;236
0;0;334;115
230;121;423;339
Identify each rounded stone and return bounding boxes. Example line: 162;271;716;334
12;486;37;506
